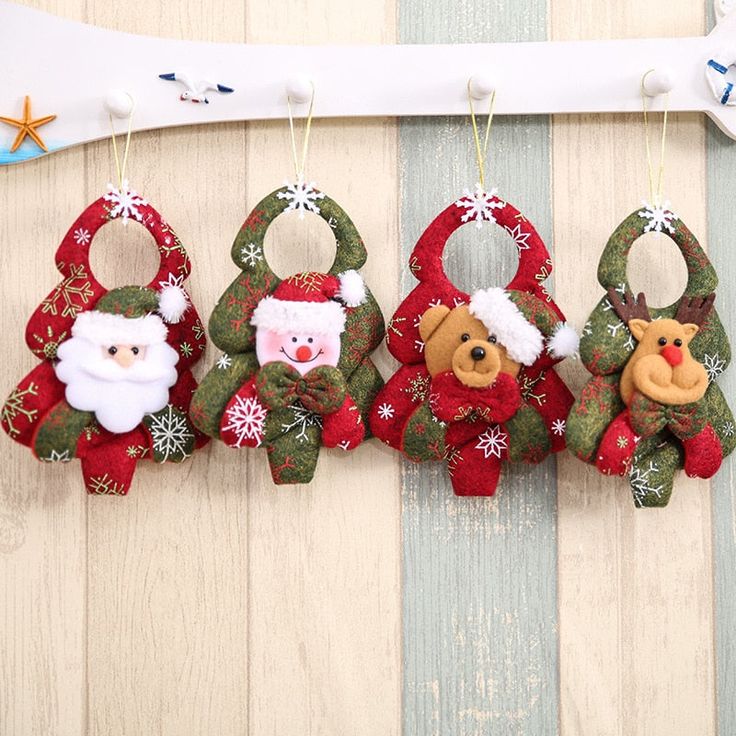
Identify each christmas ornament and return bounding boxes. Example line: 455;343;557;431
566;86;735;506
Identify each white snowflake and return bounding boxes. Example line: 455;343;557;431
147;405;194;461
602;283;627;312
475;425;509;459
428;298;443;308
551;419;566;436
638;200;677;234
159;272;184;290
222;395;268;447
454;184;505;229
582;321;593;337
452;296;466;307
504;223;531;251
73;227;91;246
41;449;71;463
629;461;664;508
103;179;148;225
722;421;735;438
377;403;395;420
281;403;323;442
277;175;325;219
337;440;351;451
624;333;636;351
217;353;233;370
607;320;625;338
703;353;726;382
414;339;425;353
240;242;263;268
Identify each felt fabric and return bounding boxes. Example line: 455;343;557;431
369;193;575;497
191;185;384;485
2;194;207;495
567;208;735;507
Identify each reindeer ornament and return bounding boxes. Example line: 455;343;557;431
566;208;735;507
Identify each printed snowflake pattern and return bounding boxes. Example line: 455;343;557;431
159;272;185;291
551;419;566;436
414;339;425;353
126;444;148;458
617;436;629;449
147;405;194;461
32;325;69;360
103;179;148;224
703;353;726;382
240;242;263;268
281;403;323;442
216;353;233;370
607;320;625;338
723;422;735;438
87;473;126;496
41;449;71;463
41;263;94;318
73;227;91;246
337;440;351;451
454;184;505;228
475;425;509;459
629;461;664;508
180;342;193;358
2;383;39;437
520;372;547;406
504;223;531;251
403;373;431;403
638;200;677;234
222;395;268;447
277;176;325;219
377;403;395;420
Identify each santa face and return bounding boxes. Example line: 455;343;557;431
255;327;341;376
55;335;179;434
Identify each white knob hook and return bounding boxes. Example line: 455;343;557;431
641;69;674;97
286;75;314;104
468;74;495;100
715;0;736;22
104;89;135;118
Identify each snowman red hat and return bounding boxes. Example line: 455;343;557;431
251;270;367;336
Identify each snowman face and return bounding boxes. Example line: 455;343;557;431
255;328;342;375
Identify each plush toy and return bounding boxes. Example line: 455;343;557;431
369;190;578;496
566;206;736;507
2;187;207;495
190;184;384;485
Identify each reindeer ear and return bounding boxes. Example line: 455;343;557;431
419;305;451;342
627;319;649;342
682;323;699;339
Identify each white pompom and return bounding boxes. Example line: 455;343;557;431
547;322;580;359
158;284;189;323
337;269;367;308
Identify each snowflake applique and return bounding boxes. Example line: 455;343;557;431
454;184;505;229
638;200;676;234
377;403;395;420
147;405;194;461
240;242;263;268
551;419;566;436
475;425;509;459
703;353;726;382
103;179;148;225
41;449;71;463
277;176;325;219
159;272;184;290
629;461;664;508
504;223;531;251
281;403;323;442
217;353;233;370
222;395;268;447
73;227;91;246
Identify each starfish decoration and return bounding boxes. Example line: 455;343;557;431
0;96;56;153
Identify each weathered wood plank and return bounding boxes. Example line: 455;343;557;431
399;3;558;734
552;2;716;734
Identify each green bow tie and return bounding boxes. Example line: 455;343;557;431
629;392;707;440
255;362;347;415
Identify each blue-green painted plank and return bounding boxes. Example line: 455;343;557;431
399;3;557;733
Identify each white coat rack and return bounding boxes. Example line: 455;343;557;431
1;0;736;166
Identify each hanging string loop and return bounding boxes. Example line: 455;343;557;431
108;94;135;192
467;80;496;190
286;82;316;182
640;70;670;208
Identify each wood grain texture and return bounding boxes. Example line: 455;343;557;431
398;3;558;734
552;2;716;734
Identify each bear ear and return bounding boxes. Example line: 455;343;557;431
419;305;451;342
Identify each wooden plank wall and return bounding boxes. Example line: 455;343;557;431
1;0;735;734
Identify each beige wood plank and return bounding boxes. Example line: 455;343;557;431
82;4;250;735
552;2;715;734
244;2;401;734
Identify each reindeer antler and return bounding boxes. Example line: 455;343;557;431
674;293;716;327
606;288;651;324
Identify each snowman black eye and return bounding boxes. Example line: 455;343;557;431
131;347;139;355
461;333;470;342
488;335;497;344
307;337;313;343
108;346;118;355
658;337;667;346
292;337;297;343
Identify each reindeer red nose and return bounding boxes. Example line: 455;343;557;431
661;345;683;366
295;345;312;362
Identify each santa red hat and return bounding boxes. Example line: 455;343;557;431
251;270;367;335
72;283;189;346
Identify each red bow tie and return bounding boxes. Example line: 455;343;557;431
428;371;522;424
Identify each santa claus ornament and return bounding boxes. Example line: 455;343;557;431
1;189;207;496
189;186;385;485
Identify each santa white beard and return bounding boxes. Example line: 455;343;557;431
55;336;179;434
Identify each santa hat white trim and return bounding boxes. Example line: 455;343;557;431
469;287;544;366
72;311;168;346
250;296;346;335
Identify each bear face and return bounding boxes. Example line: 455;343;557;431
419;304;521;388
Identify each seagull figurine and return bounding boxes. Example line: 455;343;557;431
158;73;234;104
